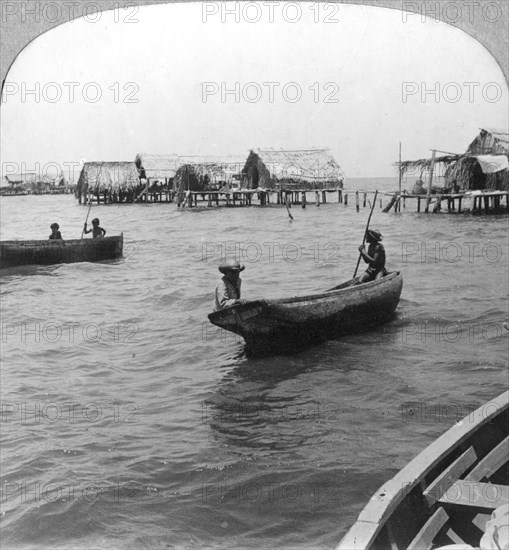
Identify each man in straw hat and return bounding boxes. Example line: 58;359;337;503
214;260;246;311
357;229;387;284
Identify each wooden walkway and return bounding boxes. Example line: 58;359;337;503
80;188;509;214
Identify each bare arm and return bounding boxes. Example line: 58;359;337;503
359;246;374;264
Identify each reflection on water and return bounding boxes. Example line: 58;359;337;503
1;192;508;549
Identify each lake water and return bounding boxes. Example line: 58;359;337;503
1;178;508;549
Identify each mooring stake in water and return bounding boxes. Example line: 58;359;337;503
285;196;294;221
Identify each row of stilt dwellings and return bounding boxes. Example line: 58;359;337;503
76;149;344;205
1;173;70;195
401;128;509;194
75;148;345;204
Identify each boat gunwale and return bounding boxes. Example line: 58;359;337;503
266;271;401;306
337;390;509;549
1;234;124;247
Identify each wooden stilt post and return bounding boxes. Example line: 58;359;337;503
355;190;360;212
417;196;421;212
344;193;348;206
425;149;436;213
338;189;342;203
458;196;462;213
483;195;489;213
363;193;367;208
398;141;402;210
302;192;306;208
316;191;320;207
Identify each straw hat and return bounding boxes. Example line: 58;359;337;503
218;260;245;274
367;229;382;242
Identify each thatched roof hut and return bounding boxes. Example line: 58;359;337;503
172;157;244;197
401;128;509;192
177;156;245;186
242;148;345;190
134;153;181;181
466;128;508;156
135;153;245;188
76;162;140;200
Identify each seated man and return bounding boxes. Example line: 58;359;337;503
49;223;62;240
84;218;106;238
357;229;387;284
214;260;246;311
412;179;425;195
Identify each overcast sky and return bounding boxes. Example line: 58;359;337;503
1;2;507;179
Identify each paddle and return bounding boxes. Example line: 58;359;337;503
81;202;92;239
353;190;378;278
285;196;294;221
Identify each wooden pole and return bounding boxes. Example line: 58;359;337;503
353;190;379;278
355;190;360;212
425;149;436;213
398;141;402;197
81;202;92;239
285;197;294;220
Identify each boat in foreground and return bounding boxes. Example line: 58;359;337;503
208;271;403;355
0;234;124;268
338;390;509;550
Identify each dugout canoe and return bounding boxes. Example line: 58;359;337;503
0;234;123;268
338;390;509;550
208;271;403;355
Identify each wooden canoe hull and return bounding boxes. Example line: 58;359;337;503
208;271;403;355
337;391;509;550
0;234;123;268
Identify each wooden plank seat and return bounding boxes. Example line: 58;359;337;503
464;436;509;482
407;508;449;550
439;480;508;510
424;447;477;505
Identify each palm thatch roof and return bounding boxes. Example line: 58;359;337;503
400;128;509;191
242;148;345;190
134;153;181;180
467;128;508;155
177;155;245;184
76;162;140;199
135;153;245;184
3;173;61;185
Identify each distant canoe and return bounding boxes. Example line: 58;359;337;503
0;234;123;268
337;390;509;550
208;271;403;355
